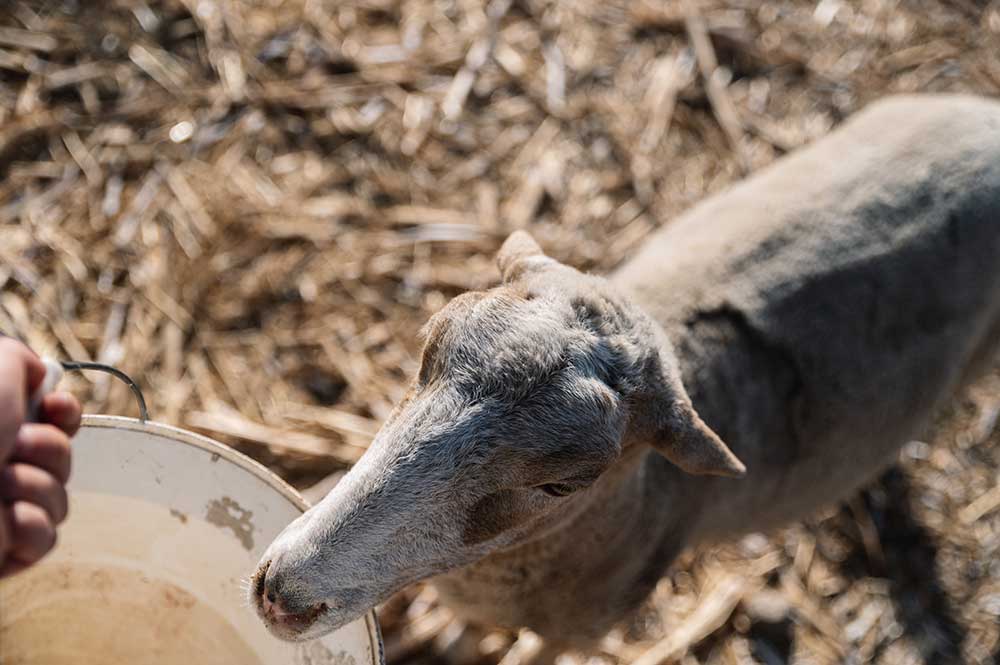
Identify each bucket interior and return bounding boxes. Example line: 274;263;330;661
0;416;381;665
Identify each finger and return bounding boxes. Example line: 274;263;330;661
6;500;56;566
0;464;69;524
11;424;72;484
38;392;82;437
0;338;46;391
0;556;30;578
0;505;10;563
0;339;45;463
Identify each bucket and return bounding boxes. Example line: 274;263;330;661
0;415;383;665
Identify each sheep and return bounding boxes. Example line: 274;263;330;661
249;94;1000;653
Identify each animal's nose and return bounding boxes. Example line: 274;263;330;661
260;588;290;617
259;562;289;616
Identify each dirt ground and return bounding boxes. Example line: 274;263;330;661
1;0;999;663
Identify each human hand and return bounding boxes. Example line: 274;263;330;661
0;338;81;577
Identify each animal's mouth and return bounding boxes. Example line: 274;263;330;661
268;602;329;632
261;608;329;642
251;559;330;640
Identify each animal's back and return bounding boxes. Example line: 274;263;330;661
614;94;1000;537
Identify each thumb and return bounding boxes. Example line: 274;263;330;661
0;338;46;464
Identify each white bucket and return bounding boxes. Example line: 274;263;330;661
0;415;383;665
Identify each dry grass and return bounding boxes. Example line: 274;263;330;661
2;0;999;663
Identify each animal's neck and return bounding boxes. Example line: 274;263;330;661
636;286;882;543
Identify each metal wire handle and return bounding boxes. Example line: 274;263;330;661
59;361;150;422
0;332;150;422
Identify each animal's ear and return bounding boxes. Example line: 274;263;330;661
496;231;556;282
652;402;746;478
642;341;746;478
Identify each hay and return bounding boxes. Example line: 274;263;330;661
2;0;1000;663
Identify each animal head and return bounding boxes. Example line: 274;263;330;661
250;231;744;641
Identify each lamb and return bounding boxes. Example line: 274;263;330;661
249;94;1000;651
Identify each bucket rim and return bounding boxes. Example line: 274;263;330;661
77;414;385;665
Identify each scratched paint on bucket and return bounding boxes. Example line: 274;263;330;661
295;641;359;665
206;496;256;550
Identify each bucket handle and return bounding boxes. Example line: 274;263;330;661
3;332;151;423
60;361;150;422
31;359;150;423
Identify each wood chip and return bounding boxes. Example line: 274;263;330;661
632;574;747;665
684;6;751;174
0;26;57;52
959;482;1000;524
187;403;361;462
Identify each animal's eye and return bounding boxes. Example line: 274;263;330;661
537;483;575;498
